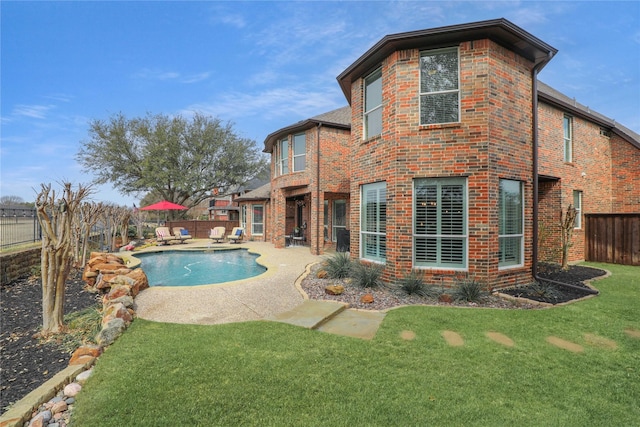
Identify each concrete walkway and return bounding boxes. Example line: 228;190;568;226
133;240;386;339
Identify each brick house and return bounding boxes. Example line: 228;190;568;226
262;19;640;289
263;107;351;254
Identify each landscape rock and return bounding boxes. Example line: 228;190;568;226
325;285;345;295
316;269;328;279
97;318;127;346
76;369;93;384
69;345;102;365
360;294;374;304
105;294;135;309
105;284;131;301
63;382;81;397
439;294;453;303
102;302;133;325
125;268;149;296
51;400;68;414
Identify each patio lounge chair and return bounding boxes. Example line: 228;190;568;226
228;227;244;244
209;227;226;243
172;227;193;243
155;226;179;245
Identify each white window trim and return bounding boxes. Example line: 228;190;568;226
419;47;460;126
251;204;264;235
293;133;306;172
564;115;573;163
360;182;386;264
413;177;468;270
364;68;382;140
573;190;582;229
498;179;524;270
279;138;289;175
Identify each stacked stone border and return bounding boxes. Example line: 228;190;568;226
0;252;149;427
0;247;41;286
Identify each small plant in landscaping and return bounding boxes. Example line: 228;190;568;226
528;281;562;300
351;262;383;288
324;252;352;279
452;277;486;302
398;270;426;296
60;305;102;353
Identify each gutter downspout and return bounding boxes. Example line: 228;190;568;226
316;123;322;255
531;57;598;295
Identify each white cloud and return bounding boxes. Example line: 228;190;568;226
132;68;210;84
12;104;55;119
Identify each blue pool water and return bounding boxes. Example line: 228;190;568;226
136;250;266;287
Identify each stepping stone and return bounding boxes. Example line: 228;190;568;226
624;328;640;339
442;330;464;347
584;333;618;349
486;331;514;347
400;330;416;341
546;336;584;353
316;309;386;340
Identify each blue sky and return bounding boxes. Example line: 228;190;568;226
2;1;639;206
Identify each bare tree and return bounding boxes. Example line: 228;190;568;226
78;202;105;267
560;204;578;270
35;182;92;335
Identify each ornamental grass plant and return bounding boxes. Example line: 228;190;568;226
72;263;640;426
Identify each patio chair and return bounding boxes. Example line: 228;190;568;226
172;227;192;243
209;227;226;243
228;227;244;244
155;226;179;245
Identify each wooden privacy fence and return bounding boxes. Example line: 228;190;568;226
165;220;238;239
585;213;640;266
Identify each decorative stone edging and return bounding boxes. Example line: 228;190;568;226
0;252;150;427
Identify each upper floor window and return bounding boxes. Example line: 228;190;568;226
563;115;573;162
278;138;289;175
414;177;467;269
293;133;306;172
573;190;582;229
420;48;459;125
499;179;524;269
364;68;382;139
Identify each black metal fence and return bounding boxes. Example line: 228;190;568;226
0;208;41;249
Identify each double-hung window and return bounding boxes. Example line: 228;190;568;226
279;138;289;175
364;68;382;139
573;190;582;229
293;133;306;172
499;179;524;268
420;48;460;125
414;178;467;269
252;204;264;235
361;182;386;263
563;115;573;162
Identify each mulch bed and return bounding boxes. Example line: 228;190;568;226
0;270;99;412
1;262;607;413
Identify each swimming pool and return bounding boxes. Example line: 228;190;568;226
136;249;266;287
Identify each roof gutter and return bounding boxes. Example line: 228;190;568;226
531;55;598;295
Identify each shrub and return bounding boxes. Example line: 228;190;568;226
324;253;352;279
398;271;426;296
452;277;486;302
351;262;383;288
529;281;562;301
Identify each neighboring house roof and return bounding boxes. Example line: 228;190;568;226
234;182;271;202
537;81;640;149
337;18;557;103
263;106;351;153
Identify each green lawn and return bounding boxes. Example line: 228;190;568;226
72;263;639;426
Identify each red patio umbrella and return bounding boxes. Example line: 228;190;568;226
140;200;188;223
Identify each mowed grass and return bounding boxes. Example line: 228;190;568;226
73;263;640;426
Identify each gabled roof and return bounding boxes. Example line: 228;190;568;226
337;18;557;103
538;81;640;149
234;182;271;202
262;106;351;153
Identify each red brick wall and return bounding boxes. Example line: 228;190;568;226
610;135;640;212
349;39;535;289
537;101;615;261
269;126;351;254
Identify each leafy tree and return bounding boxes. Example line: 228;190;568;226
76;112;267;209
